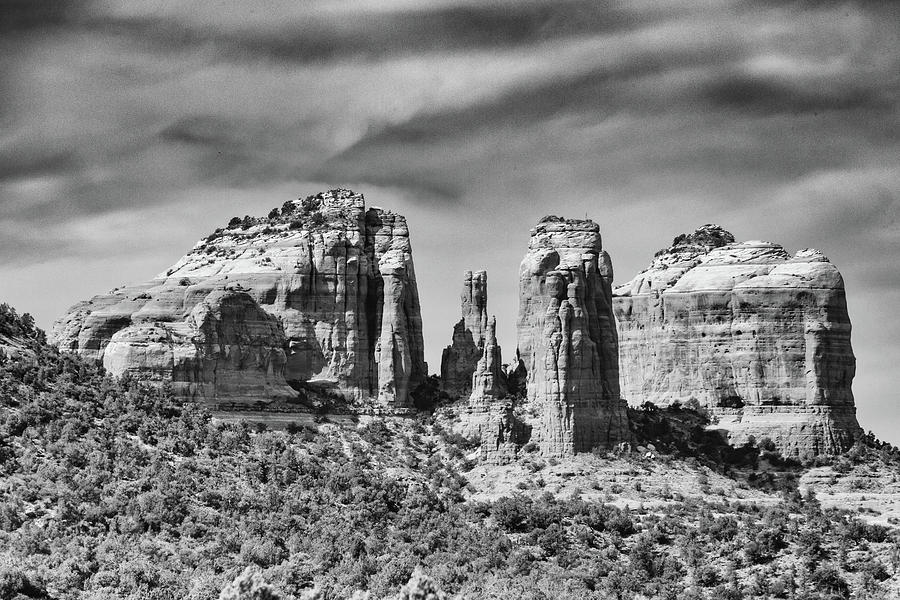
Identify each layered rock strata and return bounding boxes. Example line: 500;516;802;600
101;290;296;404
440;271;488;396
613;225;861;456
517;216;630;456
51;189;426;411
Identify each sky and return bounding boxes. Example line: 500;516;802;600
1;0;898;442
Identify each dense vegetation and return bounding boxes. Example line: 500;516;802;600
1;311;898;599
0;304;44;346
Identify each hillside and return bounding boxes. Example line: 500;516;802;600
2;309;900;599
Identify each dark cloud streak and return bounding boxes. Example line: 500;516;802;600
0;0;87;34
704;75;894;115
72;1;669;65
0;147;79;182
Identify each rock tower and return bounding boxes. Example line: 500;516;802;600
440;271;489;396
517;216;630;456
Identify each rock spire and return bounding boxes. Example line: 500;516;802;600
469;316;507;406
517;216;630;456
440;271;489;396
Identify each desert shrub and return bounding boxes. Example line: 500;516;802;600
490;494;565;533
835;514;890;544
695;564;720;587
745;526;785;564
0;303;44;343
220;567;283;600
359;420;392;446
808;564;849;599
700;514;739;542
301;196;321;212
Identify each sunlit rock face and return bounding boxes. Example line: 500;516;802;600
469;316;507;407
100;290;296;406
517;216;630;456
440;271;489;397
462;315;520;464
51;189;426;410
613;225;861;457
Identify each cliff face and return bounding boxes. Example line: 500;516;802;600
440;271;488;396
100;290;295;405
517;217;630;456
51;189;426;410
613;225;860;456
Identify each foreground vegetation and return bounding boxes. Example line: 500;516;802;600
1;309;899;599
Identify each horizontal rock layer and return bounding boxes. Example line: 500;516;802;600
613;225;860;456
51;189;426;410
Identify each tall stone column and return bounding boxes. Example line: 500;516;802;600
517;216;630;456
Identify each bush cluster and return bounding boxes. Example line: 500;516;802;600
0;324;897;599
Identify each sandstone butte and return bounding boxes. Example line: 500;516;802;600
613;224;861;457
50;189;426;413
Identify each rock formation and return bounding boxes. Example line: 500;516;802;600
469;316;507;407
613;225;861;456
454;309;520;463
440;271;489;396
479;401;530;465
517;216;630;456
101;290;295;405
51;189;427;411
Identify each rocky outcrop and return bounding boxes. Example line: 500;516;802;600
517;216;630;456
454;313;518;463
479;402;530;465
51;189;427;411
440;271;489;396
469;316;507;407
101;290;295;405
613;225;861;457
